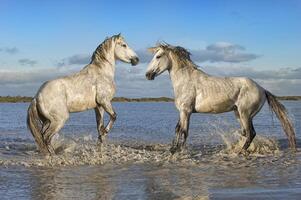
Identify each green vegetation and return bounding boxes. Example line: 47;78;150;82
113;97;173;102
276;96;301;101
0;96;32;103
0;95;300;103
0;96;173;103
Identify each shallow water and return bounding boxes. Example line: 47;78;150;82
0;101;300;199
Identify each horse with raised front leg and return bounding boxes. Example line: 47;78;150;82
145;43;296;154
27;34;139;155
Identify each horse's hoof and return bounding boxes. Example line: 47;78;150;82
44;144;56;155
241;131;246;137
170;145;182;155
169;145;177;154
98;134;106;142
238;149;249;156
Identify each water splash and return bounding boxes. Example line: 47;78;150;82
218;130;281;156
0;129;285;168
0;134;192;167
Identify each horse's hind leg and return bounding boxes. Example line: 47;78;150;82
239;113;256;151
234;109;246;137
43;116;68;155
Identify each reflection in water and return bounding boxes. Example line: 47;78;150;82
27;166;117;200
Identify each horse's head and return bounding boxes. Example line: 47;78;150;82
146;43;193;80
114;34;139;66
145;44;171;80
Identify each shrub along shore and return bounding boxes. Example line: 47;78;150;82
0;96;300;103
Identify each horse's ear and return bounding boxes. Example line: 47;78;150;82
148;47;158;54
117;33;121;38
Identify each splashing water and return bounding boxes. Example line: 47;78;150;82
1;102;301;199
218;130;280;156
0;134;196;167
0;129;283;168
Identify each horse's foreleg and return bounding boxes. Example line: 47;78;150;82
171;121;181;153
95;106;105;142
101;101;117;135
170;111;191;154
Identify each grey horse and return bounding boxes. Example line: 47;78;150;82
145;43;296;154
27;34;139;155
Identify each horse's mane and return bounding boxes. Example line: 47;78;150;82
157;43;197;69
90;34;121;64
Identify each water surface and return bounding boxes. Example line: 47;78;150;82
0;102;300;199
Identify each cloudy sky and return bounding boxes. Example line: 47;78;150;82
0;0;300;97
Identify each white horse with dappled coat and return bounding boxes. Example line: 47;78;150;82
27;34;139;155
145;43;296;154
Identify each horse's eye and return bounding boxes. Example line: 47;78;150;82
156;55;161;59
122;44;127;48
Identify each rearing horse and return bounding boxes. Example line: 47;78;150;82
27;34;139;155
146;43;296;154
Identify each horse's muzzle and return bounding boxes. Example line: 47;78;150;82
130;57;139;66
145;71;156;80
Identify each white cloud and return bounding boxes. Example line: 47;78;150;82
191;42;259;63
136;42;260;64
0;41;298;97
0;65;300;97
0;47;19;54
57;54;90;67
18;58;37;66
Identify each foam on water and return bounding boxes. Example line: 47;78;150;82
0;130;284;168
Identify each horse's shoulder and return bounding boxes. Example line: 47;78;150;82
227;76;251;84
42;78;63;87
239;77;258;86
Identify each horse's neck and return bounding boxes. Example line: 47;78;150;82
86;62;115;80
169;63;207;88
169;64;209;100
90;51;116;79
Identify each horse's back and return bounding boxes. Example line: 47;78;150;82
194;76;265;114
37;74;97;113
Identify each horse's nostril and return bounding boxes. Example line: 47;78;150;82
145;72;150;80
131;57;139;66
145;72;155;80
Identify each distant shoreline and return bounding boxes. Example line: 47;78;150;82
0;96;300;103
0;96;174;103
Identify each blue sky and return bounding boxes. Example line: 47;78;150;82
0;0;300;96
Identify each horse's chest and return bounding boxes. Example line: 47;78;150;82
95;81;116;99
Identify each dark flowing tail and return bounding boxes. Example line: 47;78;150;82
27;99;48;154
265;90;296;150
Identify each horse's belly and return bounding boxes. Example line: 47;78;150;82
68;97;97;112
195;97;235;113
